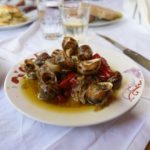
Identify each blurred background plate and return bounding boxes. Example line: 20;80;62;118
89;14;124;27
0;10;38;30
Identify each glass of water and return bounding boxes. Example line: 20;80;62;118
37;0;62;40
60;0;90;41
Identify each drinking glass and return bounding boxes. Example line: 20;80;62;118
37;0;62;40
60;0;90;41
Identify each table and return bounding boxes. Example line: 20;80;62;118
0;1;150;150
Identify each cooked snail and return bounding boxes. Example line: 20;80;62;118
35;52;50;66
77;58;101;75
38;84;58;100
37;65;57;85
86;82;113;104
24;59;37;79
45;59;61;73
51;49;62;57
62;37;78;57
107;71;122;89
78;45;93;60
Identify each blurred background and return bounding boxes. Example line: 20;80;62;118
1;0;150;30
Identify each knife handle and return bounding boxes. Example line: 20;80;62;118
124;48;150;70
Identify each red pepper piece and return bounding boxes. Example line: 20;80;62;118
101;57;109;68
98;74;108;81
98;57;114;81
101;58;114;73
70;77;77;88
59;72;76;89
64;88;72;97
92;53;101;59
57;95;66;103
98;68;109;81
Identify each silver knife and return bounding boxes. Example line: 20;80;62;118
97;33;150;71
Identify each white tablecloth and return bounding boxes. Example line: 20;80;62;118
0;2;150;150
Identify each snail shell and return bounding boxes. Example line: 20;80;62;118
77;58;101;75
86;82;113;104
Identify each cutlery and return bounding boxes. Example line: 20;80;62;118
97;33;150;71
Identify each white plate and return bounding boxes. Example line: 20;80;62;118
0;10;38;30
4;46;144;127
89;15;124;27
